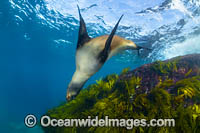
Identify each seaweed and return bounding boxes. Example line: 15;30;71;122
42;55;200;133
151;59;178;75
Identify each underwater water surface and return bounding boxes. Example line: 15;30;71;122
1;0;200;132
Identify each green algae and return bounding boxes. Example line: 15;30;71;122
43;56;200;133
151;59;178;75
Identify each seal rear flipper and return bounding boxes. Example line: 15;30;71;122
77;5;91;49
98;15;124;63
137;45;152;56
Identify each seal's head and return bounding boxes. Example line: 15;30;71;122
66;70;90;101
66;82;82;101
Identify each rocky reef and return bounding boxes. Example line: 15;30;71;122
42;54;200;133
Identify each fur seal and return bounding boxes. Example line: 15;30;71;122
66;6;149;101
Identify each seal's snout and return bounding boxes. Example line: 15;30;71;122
66;92;75;101
66;84;80;101
66;93;71;101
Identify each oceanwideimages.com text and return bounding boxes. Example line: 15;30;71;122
40;116;175;129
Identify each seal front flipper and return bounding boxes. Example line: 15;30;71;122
77;5;91;49
98;15;124;63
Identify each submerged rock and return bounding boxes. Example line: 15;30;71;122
42;54;200;133
120;54;200;95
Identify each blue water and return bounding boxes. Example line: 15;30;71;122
1;0;200;132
